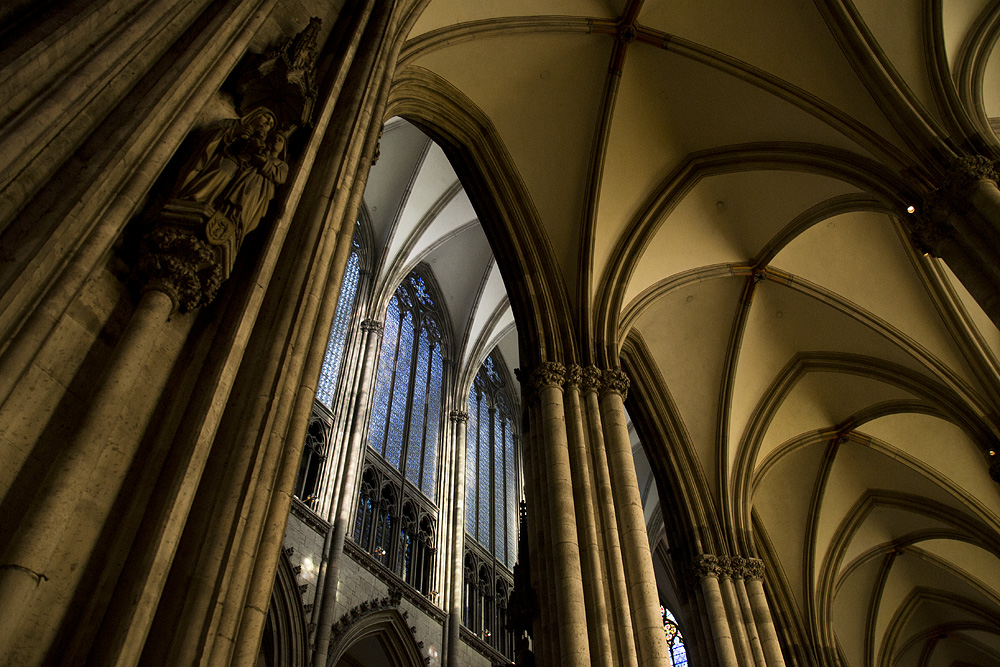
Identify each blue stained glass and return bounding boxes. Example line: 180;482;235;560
316;250;360;407
385;310;414;469
504;418;516;566
485;355;499;383
405;329;431;485
422;343;443;500
368;296;400;453
478;401;491;548
410;275;434;307
493;419;505;561
465;388;479;536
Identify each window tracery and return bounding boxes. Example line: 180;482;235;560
463;351;519;660
350;269;445;596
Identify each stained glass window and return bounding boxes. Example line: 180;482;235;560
365;271;444;501
465;387;479;536
661;605;689;667
465;351;519;567
316;249;361;407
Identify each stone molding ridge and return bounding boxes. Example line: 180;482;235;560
329;585;404;644
529;361;566;391
692;554;722;579
600;368;630;400
580;365;603;393
449;409;469;423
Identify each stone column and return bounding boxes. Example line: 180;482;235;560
732;558;767;667
581;365;634;667
312;319;382;667
599;369;670;667
693;555;739;667
526;390;557;666
745;558;786;667
530;362;590;666
0;225;217;657
718;557;754;666
563;365;613;667
446;410;469;667
911;156;1000;329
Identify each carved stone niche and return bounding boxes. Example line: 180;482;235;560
131;18;320;311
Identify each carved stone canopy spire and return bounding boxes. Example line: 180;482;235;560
238;17;322;130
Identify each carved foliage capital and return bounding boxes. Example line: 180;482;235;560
600;369;630;400
692;554;722;579
580;365;603;392
135;225;223;312
529;362;565;391
942;155;1000;192
564;364;583;387
361;319;384;335
744;558;765;581
450;410;469;424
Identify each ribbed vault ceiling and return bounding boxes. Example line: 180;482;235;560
362;117;518;392
392;1;1000;663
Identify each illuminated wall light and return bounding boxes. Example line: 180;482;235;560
906;205;916;214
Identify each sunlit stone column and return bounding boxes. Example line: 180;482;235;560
718;557;754;665
0;222;219;656
0;288;176;655
693;555;739;667
732;557;767;666
599;369;670;667
580;365;634;667
745;558;786;667
563;365;613;667
530;362;590;666
446;409;469;667
312;319;382;667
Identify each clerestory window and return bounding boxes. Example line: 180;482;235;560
366;271;444;500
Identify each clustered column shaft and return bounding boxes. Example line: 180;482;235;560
446;409;469;667
692;555;785;667
312;320;383;667
521;363;669;667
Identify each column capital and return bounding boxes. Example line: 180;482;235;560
941;155;1000;192
529;361;565;391
579;365;603;393
564;364;583;387
744;558;765;582
361;319;383;335
449;410;469;424
692;554;723;580
135;225;223;313
600;369;630;400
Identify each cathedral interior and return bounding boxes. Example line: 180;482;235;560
2;1;1000;666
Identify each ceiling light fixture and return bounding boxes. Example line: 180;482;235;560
906;205;916;214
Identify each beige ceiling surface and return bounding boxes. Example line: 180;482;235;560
397;0;1000;661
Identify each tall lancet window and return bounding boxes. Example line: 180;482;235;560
315;226;362;408
352;269;444;595
463;351;518;659
465;354;518;566
366;271;444;499
295;226;362;509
